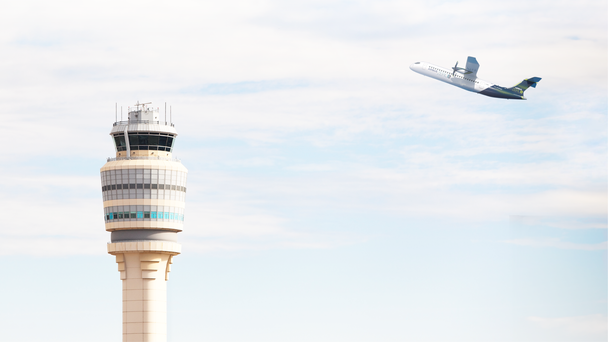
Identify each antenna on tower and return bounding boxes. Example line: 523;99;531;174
135;101;151;110
165;102;167;124
121;106;123;121
170;106;172;124
115;103;117;122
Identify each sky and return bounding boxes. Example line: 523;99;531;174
0;0;606;341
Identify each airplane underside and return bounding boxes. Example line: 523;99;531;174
479;85;525;100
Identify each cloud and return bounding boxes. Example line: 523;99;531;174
0;236;105;256
0;0;605;257
181;232;365;254
505;238;607;251
286;164;335;172
183;79;309;96
528;314;608;337
510;215;608;230
178;198;369;254
254;0;607;85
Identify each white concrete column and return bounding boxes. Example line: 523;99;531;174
109;242;179;342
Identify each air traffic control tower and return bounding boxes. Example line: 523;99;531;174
100;102;188;342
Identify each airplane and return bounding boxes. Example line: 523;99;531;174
410;57;541;100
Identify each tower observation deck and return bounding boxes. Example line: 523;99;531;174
100;102;187;342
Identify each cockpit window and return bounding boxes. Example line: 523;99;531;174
415;62;420;64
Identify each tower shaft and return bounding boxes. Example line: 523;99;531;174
109;241;180;341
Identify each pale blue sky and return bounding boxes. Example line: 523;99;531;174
0;0;606;341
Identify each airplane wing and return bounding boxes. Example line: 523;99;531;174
466;56;479;76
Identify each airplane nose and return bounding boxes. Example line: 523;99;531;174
409;63;419;71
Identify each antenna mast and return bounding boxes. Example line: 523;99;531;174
134;101;151;110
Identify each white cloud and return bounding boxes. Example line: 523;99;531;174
286;164;335;172
528;314;608;337
510;215;608;230
506;238;607;251
181;232;365;254
0;236;105;256
0;0;605;257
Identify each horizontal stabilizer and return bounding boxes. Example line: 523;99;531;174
511;77;542;92
526;77;542;88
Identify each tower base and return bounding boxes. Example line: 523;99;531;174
109;241;180;342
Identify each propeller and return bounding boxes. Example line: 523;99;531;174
452;61;473;76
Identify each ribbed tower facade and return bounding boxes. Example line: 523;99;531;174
100;103;187;342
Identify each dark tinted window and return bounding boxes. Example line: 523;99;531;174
148;135;159;145
138;135;149;145
113;133;176;153
114;136;126;148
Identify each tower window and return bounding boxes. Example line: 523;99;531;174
103;205;185;223
112;133;176;153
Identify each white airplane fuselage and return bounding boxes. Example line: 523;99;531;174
409;60;540;100
410;61;496;94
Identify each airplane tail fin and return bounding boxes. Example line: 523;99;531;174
465;57;479;76
510;77;542;93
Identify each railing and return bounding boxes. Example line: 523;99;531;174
113;120;175;127
127;109;159;113
107;156;181;162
